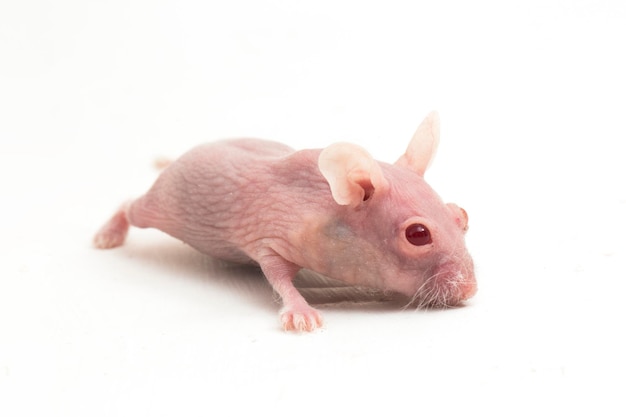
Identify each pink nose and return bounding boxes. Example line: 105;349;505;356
437;259;476;301
460;279;477;301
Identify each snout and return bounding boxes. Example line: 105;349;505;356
415;260;477;308
456;272;477;302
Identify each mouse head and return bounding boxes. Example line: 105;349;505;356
318;112;476;307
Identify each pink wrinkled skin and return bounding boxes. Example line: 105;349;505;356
94;112;476;332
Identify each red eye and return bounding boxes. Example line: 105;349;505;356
405;224;432;246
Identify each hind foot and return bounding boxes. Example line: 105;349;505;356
93;204;130;249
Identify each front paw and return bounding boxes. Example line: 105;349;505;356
280;306;324;332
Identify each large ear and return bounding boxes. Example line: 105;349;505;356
395;111;440;176
318;143;389;206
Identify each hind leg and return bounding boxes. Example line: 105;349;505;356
93;201;132;249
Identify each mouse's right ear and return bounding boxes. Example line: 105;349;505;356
318;143;389;207
395;111;440;176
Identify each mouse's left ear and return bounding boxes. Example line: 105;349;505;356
395;111;440;176
318;143;389;207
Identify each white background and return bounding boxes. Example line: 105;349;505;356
1;0;625;415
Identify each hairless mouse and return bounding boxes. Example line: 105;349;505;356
94;112;476;331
